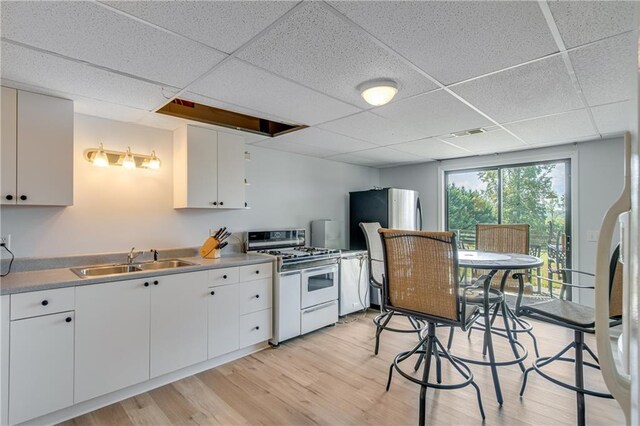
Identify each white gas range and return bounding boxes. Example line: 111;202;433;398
245;229;341;345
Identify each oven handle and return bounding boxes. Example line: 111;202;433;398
302;301;337;314
301;264;338;275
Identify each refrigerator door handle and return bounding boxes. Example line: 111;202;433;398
416;197;423;230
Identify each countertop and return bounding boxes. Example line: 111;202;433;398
0;253;274;295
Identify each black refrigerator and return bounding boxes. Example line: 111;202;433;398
349;188;423;250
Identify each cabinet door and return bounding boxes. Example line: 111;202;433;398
17;91;73;206
276;273;301;343
208;283;240;359
1;87;17;205
186;125;217;208
217;132;245;209
75;279;150;403
150;272;208;378
9;311;74;425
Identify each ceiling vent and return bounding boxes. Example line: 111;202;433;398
157;98;307;137
450;128;486;137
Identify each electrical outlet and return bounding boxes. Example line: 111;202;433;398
0;234;11;250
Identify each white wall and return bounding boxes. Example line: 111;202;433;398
380;137;626;306
0;114;379;257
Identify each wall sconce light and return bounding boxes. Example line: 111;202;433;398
84;144;162;170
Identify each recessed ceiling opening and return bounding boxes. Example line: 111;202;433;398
450;128;487;137
157;98;307;137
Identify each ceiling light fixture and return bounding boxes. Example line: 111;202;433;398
359;79;398;106
83;145;161;170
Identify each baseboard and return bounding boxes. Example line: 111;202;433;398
20;342;269;426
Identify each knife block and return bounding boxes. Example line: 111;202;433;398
199;236;221;259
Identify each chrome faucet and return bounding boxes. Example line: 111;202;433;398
127;247;143;264
150;249;159;261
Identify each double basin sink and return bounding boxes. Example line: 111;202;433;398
71;259;196;278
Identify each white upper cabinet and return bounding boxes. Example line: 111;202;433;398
1;88;73;206
173;125;245;209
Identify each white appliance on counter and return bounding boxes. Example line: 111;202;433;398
339;251;369;316
245;229;341;345
311;220;345;249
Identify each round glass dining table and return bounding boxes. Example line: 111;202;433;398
454;250;543;406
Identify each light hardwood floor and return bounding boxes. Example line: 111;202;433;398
61;310;625;425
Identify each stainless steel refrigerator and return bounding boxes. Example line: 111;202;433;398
349;188;423;250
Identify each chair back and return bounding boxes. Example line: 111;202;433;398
476;224;530;291
359;222;384;288
378;229;460;322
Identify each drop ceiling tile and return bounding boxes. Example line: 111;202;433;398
74;98;147;124
374;90;493;138
391;138;469;160
548;1;636;49
504;109;598;146
450;55;583;124
1;1;225;88
317;111;424;146
253;138;342;158
237;2;438;108
330;1;557;85
326;153;381;167
344;147;424;164
271;127;377;153
439;127;528;155
591;101;632;136
569;32;636;107
1;42;177;110
103;1;297;54
189;59;360;126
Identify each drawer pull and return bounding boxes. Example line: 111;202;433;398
65;317;72;323
5;195;13;200
153;280;159;285
41;300;49;306
210;291;215;296
255;270;260;274
144;282;149;287
223;274;227;279
255;294;260;299
19;195;27;201
254;326;260;330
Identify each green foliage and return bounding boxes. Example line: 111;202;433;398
447;183;496;232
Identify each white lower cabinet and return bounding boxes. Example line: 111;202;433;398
208;283;240;359
75;279;151;403
150;272;209;378
239;309;272;347
9;311;75;425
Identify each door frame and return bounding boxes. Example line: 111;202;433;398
437;148;580;302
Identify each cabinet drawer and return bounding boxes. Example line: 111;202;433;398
239;309;272;347
209;267;239;287
301;300;338;335
239;262;272;281
11;287;75;320
239;279;272;315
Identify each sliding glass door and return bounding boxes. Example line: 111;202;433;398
446;159;571;298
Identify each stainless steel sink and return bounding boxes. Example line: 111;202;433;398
136;259;196;270
71;259;196;278
71;264;142;278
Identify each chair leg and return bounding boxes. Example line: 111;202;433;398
433;339;442;384
447;326;455;350
575;331;586;426
501;302;525;372
375;311;394;355
419;333;434;426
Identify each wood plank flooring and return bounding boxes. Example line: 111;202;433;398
61;310;625;425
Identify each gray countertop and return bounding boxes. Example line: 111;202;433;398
0;253;274;295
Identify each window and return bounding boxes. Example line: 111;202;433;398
446;159;571;297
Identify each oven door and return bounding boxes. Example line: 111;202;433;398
301;264;339;309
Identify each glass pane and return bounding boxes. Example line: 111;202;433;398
446;169;498;249
308;272;334;292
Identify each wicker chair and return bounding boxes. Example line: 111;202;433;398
466;223;540;358
378;229;485;423
359;222;426;355
516;245;622;426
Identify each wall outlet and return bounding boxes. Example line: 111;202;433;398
0;234;11;250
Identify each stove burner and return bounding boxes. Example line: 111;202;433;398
256;246;340;262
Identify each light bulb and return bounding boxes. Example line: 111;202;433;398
147;150;161;170
359;79;398;106
122;147;136;170
92;143;109;167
